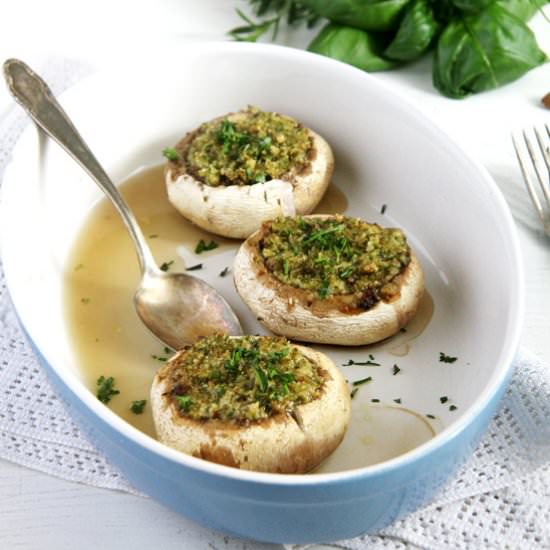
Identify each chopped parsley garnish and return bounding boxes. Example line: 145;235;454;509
381;204;387;214
164;346;173;354
175;395;193;412
350;387;359;399
130;399;147;414
253;365;269;392
449;405;458;411
152;354;168;362
219;266;230;277
96;376;119;404
283;258;290;277
162;147;180;161
195;239;219;254
216;119;250;153
80;297;90;304
439;352;458;363
160;260;174;272
371;398;380;403
342;359;380;367
318;278;330;299
74;263;84;271
440;396;448;404
148;234;158;239
426;414;436;419
352;376;372;387
400;327;407;333
186;263;203;271
393;398;402;404
392;364;401;375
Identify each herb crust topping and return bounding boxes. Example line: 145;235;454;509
182;107;312;187
259;215;411;309
163;335;324;424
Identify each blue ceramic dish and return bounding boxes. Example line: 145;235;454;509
1;42;523;544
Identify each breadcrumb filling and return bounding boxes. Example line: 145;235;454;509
260;215;411;308
164;335;323;424
184;107;312;187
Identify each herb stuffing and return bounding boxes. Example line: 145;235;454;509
162;335;324;424
96;376;120;404
260;215;410;307
184;107;312;187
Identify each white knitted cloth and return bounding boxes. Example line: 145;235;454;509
1;60;549;550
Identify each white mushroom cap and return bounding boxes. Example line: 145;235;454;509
233;216;424;346
165;112;334;239
150;343;351;473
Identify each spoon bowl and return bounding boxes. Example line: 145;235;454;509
3;58;242;348
135;271;242;350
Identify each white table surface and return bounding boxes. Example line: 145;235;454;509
1;2;550;548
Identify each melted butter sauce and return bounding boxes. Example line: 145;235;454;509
314;404;435;473
64;164;434;472
64;165;231;437
314;183;348;214
381;291;434;357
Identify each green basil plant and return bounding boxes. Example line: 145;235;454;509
229;0;549;98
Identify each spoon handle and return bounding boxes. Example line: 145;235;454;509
3;58;158;276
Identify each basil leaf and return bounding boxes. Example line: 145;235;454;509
308;24;398;72
300;0;412;32
496;0;548;21
384;0;441;61
433;4;547;98
450;0;495;14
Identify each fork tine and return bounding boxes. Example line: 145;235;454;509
531;127;550;206
512;133;545;225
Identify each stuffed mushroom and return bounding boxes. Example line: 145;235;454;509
151;335;351;473
164;107;334;239
233;214;424;346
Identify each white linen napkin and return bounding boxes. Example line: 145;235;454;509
1;58;549;550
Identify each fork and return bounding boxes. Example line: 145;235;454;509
512;124;550;236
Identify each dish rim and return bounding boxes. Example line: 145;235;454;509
1;40;525;486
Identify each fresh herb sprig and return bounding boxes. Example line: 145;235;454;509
229;0;320;42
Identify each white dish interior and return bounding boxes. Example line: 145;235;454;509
0;43;523;478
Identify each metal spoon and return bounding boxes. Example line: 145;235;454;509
3;58;243;349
